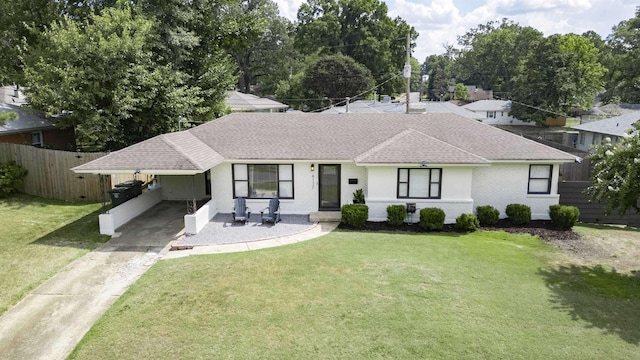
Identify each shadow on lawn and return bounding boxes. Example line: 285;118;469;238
538;265;640;344
30;208;109;250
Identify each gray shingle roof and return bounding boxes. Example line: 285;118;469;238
462;100;511;111
0;103;55;134
226;91;289;112
73;131;223;174
74;112;576;173
572;111;640;137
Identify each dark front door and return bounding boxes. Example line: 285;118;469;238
319;164;341;211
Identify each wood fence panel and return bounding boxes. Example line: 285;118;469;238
0;143;110;202
558;181;640;227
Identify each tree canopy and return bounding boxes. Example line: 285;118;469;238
295;0;416;94
302;54;374;109
23;2;234;151
509;34;605;124
587;123;640;215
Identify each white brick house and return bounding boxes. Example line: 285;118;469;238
73;113;575;235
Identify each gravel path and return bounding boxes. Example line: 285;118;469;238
177;213;315;246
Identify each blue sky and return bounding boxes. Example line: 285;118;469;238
275;0;636;61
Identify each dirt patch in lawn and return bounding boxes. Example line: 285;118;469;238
340;220;640;273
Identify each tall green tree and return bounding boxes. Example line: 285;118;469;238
454;19;543;98
133;0;237;116
423;54;454;101
294;0;417;94
587;123;640;215
510;34;606;124
217;0;300;94
0;0;112;84
302;54;374;110
601;8;640;103
22;2;209;151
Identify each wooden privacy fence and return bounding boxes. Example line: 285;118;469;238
0;143;108;202
558;181;640;227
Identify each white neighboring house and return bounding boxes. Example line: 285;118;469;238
571;111;640;152
73;112;575;235
462;100;533;126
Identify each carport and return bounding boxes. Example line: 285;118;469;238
72;131;223;236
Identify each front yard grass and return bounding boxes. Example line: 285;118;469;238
70;230;640;359
0;194;108;315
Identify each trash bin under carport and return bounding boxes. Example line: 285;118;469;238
114;180;143;198
108;187;128;207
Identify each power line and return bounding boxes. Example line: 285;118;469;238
310;72;403;113
509;100;569;118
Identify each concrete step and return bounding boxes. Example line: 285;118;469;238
309;211;341;222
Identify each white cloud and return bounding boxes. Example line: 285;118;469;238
273;0;303;21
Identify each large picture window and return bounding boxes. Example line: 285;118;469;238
528;165;552;194
397;168;442;199
233;164;294;199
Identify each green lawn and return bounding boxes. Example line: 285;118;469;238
70;230;640;359
0;194;109;315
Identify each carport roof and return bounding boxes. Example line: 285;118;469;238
73;112;576;174
73;131;223;174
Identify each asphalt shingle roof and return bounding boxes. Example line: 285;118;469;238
0;103;55;134
572;111;640;137
74;112;576;173
462;100;511;112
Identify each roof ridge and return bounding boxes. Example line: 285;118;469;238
353;129;414;162
408;128;490;163
354;128;489;163
161;132;213;171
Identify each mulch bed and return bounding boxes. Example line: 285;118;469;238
338;219;580;241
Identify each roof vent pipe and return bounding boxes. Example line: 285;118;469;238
346;97;350;113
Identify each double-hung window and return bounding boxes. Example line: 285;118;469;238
233;164;293;199
397;168;442;199
528;165;552;194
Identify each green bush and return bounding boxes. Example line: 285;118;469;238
341;204;368;228
475;205;499;226
0;161;28;196
386;205;406;227
505;203;531;225
548;205;580;230
456;213;480;232
419;208;445;231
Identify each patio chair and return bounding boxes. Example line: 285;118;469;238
260;197;281;224
232;197;250;223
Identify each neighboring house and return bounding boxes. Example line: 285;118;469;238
74;112;576;235
462;100;532;126
225;91;289;113
323;98;483;121
571;111;640;152
0;102;76;150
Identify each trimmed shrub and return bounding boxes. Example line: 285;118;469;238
0;161;28;196
419;207;445;231
386;205;406;227
341;204;368;228
549;204;580;230
475;205;499;226
505;203;531;225
456;213;480;232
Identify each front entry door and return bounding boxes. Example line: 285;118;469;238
319;164;341;211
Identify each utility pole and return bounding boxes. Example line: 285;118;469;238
404;33;411;114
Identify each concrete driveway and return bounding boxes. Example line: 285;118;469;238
0;201;186;360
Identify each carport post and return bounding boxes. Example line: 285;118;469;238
187;175;196;214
